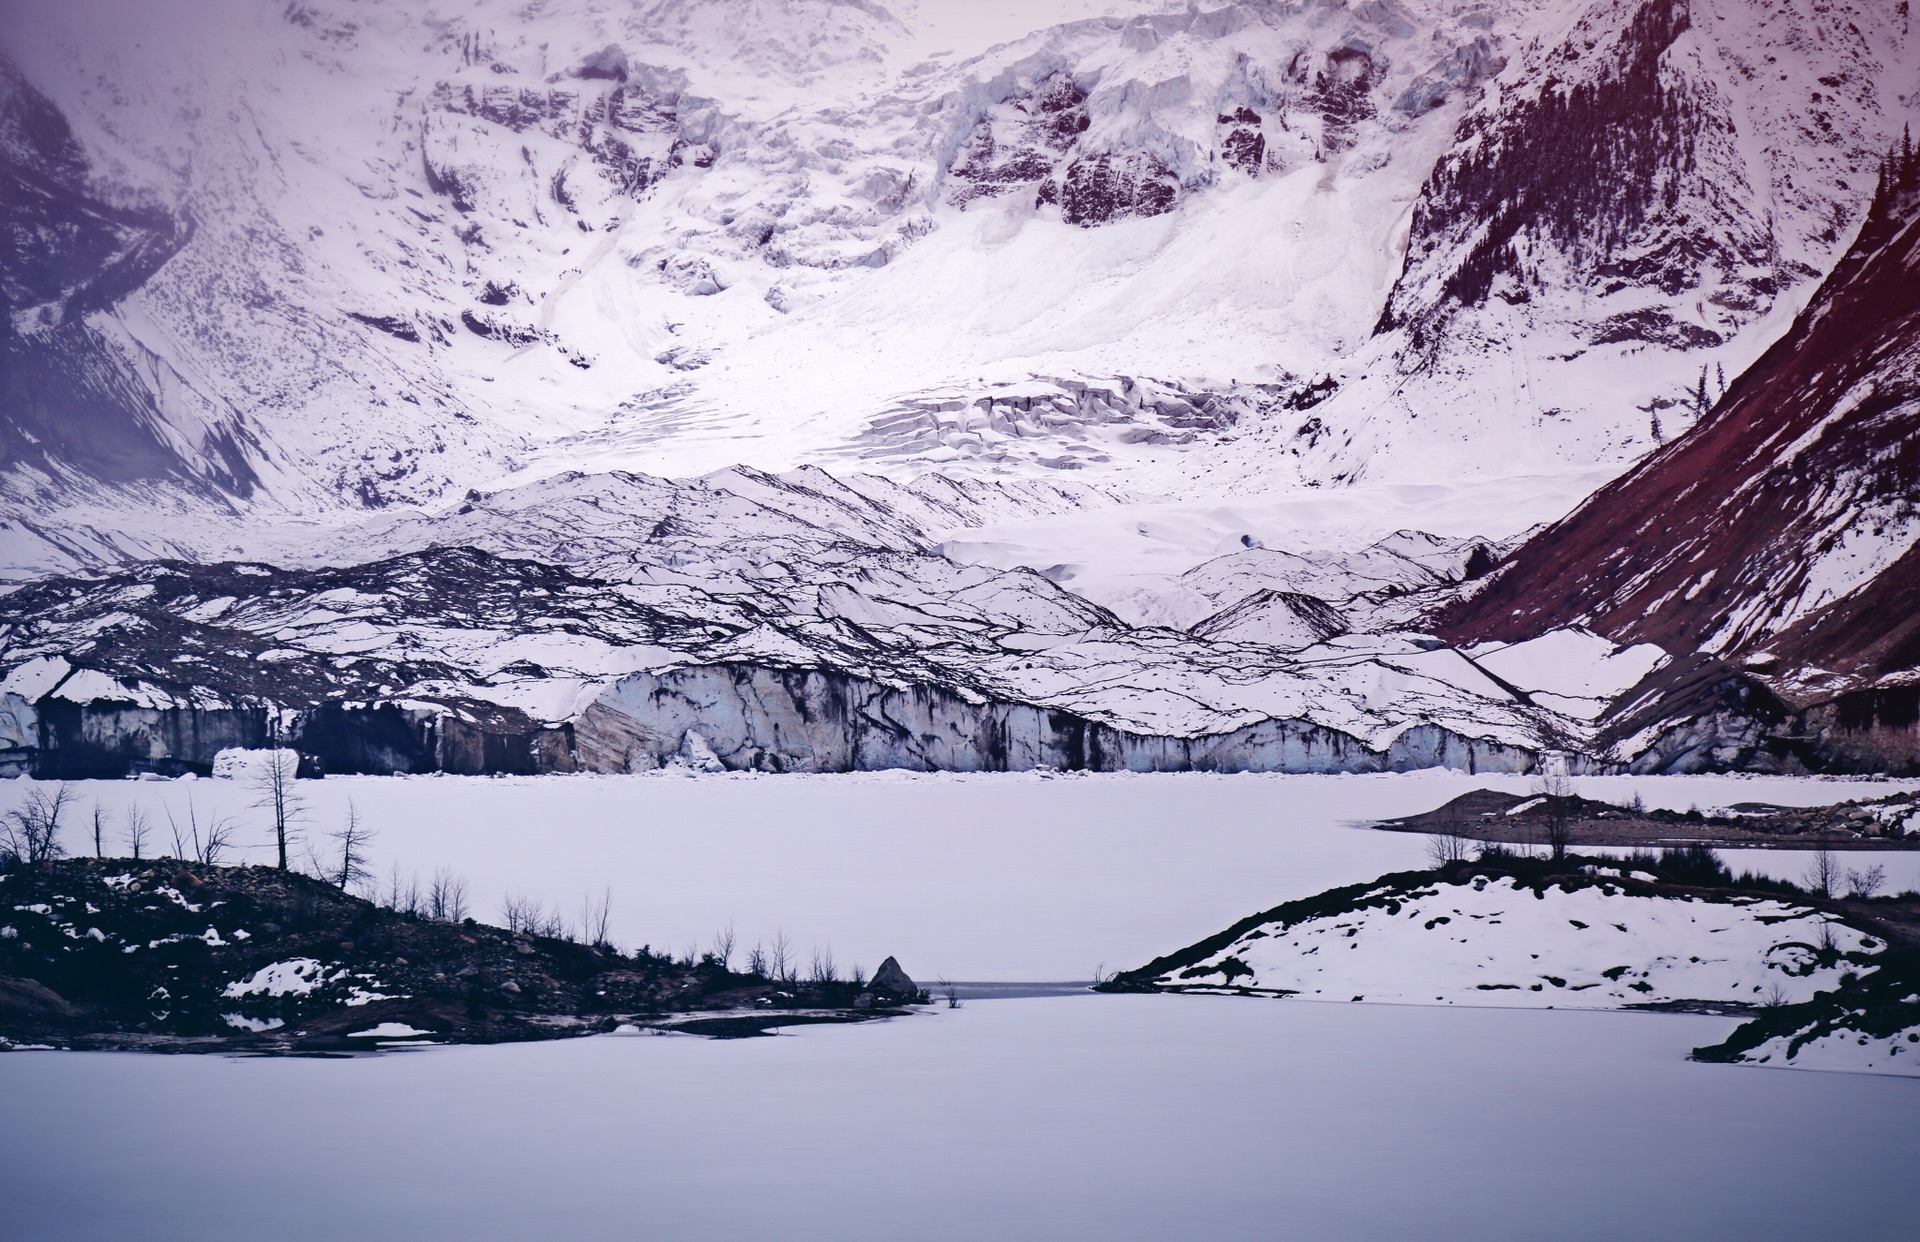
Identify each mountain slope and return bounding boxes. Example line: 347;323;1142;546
1434;140;1920;769
0;0;1910;541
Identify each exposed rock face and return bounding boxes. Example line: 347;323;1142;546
946;70;1087;206
1435;141;1920;774
1052;151;1178;226
1310;46;1378;154
1215;107;1265;175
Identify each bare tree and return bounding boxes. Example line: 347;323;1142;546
164;798;234;865
809;946;838;985
582;888;613;950
392;867;429;917
770;930;794;984
711;922;736;971
1534;769;1575;862
501;893;539;934
328;800;375;892
746;941;769;978
427;868;470;922
849;962;866;988
91;803;105;859
1425;832;1473;867
195;816;237;865
1846;864;1887;900
1805;843;1840;899
124;806;151;861
249;742;305;871
1;783;74;865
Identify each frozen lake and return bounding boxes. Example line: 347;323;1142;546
5;770;1916;979
4;995;1918;1241
6;771;1919;1238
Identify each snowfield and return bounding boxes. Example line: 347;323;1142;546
1156;873;1881;1008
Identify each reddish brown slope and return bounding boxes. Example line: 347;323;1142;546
1434;148;1920;691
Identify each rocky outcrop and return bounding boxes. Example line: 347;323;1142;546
866;956;919;1003
1050;151;1178;227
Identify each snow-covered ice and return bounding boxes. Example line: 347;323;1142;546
2;996;1917;1240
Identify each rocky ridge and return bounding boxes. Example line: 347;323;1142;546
1434;134;1920;774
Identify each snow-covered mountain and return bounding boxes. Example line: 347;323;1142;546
2;0;1917;777
1438;140;1920;773
4;0;1912;524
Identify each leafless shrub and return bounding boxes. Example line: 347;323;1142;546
2;784;74;865
124;806;151;861
849;962;866;988
328;800;376;892
427;868;469;922
1758;981;1790;1009
809;946;838;985
711;922;736;971
1425;832;1473;867
1846;864;1887;900
746;942;769;978
938;978;962;1009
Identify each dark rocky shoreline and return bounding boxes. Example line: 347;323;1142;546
0;857;925;1053
1372;787;1920;850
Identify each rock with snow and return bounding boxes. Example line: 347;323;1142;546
1109;862;1888;1011
867;956;918;1002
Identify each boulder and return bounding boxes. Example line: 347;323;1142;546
868;956;918;1001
